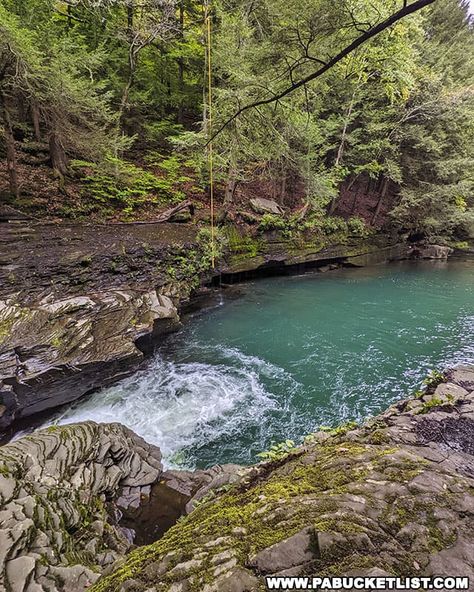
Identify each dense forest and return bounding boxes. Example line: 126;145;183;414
0;0;473;244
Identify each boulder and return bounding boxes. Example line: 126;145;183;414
409;244;453;259
249;198;284;215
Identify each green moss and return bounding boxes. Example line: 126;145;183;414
316;553;387;577
50;335;62;349
225;226;263;258
314;519;366;534
92;442;393;592
366;429;391;445
0;464;11;476
0;317;15;344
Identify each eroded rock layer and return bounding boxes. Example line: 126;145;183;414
93;366;474;592
0;285;184;430
0;421;241;591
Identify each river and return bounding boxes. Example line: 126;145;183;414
43;260;474;468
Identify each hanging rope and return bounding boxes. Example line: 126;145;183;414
205;3;215;268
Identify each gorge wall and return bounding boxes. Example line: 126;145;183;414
2;218;464;436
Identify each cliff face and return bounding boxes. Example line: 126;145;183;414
0;222;201;433
0;285;184;431
92;366;474;592
0;218;461;434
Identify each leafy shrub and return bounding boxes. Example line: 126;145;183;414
423;369;445;388
257;439;298;462
321;216;348;235
452;241;470;250
166;227;226;288
347;216;368;237
301;215;348;236
258;214;288;231
71;156;186;214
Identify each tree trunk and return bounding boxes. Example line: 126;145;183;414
351;190;360;214
1;96;19;199
328;86;357;215
280;172;287;205
31;102;41;141
119;2;136;130
224;172;237;205
372;176;389;226
118;43;137;130
49;132;68;176
127;2;134;36
177;1;185;124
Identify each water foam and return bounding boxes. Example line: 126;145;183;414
46;349;288;468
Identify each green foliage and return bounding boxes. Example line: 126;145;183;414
423;370;445;389
257;439;298;462
196;227;227;268
347;217;369;237
321;420;359;437
1;0;473;237
71;157;185;214
165;227;226;287
258;214;288;232
417;398;446;415
225;226;262;258
452;241;470;250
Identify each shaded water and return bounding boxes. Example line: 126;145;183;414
46;260;473;469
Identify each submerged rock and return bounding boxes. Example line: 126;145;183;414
92;366;474;592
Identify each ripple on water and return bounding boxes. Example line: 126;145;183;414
42;261;474;469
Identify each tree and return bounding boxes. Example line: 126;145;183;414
390;0;474;239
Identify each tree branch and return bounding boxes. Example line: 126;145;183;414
207;0;436;145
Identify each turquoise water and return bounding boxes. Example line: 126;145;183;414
49;260;474;468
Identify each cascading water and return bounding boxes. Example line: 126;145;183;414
44;260;474;469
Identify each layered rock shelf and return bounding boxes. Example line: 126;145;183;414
2;219;464;433
0;285;183;431
0;366;473;591
0;422;242;591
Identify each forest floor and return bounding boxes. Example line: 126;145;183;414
0;150;397;228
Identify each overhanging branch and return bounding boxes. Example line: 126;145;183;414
207;0;436;145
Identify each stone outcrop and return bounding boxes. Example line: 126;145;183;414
1;219;464;432
221;232;412;276
408;244;453;260
93;366;474;592
0;222;204;433
0;286;183;431
0;422;163;591
249;198;284;215
0;421;241;591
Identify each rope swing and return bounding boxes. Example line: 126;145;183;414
205;2;216;268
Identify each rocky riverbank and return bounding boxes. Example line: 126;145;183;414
0;422;242;591
0;219;468;435
0;366;473;591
